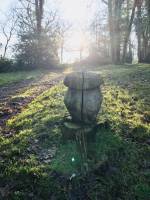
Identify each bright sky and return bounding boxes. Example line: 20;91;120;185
0;0;18;15
0;1;11;10
56;0;94;62
0;0;98;62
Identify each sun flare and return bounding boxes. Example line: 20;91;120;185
66;32;88;50
58;0;90;62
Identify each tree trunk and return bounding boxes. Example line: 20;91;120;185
108;0;122;64
122;0;137;63
35;0;44;35
108;0;114;63
137;3;142;62
114;0;122;64
3;42;8;58
144;0;150;63
35;0;44;67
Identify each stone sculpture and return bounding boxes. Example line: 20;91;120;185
64;71;103;124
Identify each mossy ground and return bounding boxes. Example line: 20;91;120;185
0;64;150;199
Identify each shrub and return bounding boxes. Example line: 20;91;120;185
0;57;14;73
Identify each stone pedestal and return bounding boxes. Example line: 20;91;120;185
61;121;96;142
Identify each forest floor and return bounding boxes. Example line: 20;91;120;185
0;64;150;199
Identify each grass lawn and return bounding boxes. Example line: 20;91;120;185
0;64;150;199
0;69;49;86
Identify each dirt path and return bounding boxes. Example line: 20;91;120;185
0;70;64;136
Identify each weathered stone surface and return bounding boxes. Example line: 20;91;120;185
64;88;102;123
64;71;102;90
64;71;103;124
61;121;95;141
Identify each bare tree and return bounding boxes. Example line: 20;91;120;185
122;0;143;63
58;22;72;63
15;0;61;67
0;9;18;58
